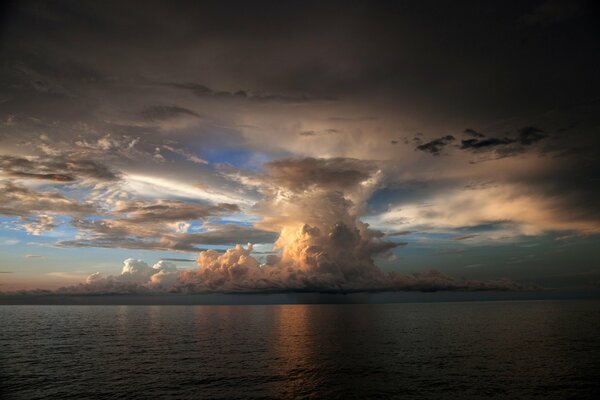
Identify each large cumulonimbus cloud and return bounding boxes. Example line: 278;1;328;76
54;157;529;294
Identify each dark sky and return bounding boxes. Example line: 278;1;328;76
0;0;599;293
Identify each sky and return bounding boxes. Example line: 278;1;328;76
0;0;599;294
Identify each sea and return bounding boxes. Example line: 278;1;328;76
1;300;599;399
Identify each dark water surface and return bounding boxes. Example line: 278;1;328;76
1;300;599;399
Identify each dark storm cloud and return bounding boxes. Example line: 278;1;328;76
457;126;548;158
515;158;600;227
0;51;101;97
460;137;516;150
415;135;455;156
2;0;599;120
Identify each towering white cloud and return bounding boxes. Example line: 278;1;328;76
67;259;181;294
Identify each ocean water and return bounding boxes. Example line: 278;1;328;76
1;300;599;399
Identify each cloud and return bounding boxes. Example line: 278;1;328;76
161;81;332;104
415;135;455;156
24;254;45;259
1;0;599;294
57;259;182;294
458;126;548;157
139;105;200;121
161;145;208;165
0;155;120;182
385;230;413;236
72;157;417;292
57;207;275;251
73;134;141;156
464;128;485;138
460;137;516;150
399;125;554;166
175;245;527;293
517;126;547;145
21;215;56;236
166;224;278;249
45;248;531;294
264;157;378;192
122;174;250;205
0;186;248;249
386;270;529;292
112;200;239;223
452;234;479;241
0;181;98;220
49;156;458;293
56;236;176;252
371;182;600;237
55;221;276;252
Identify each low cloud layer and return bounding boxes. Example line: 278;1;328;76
44;248;529;295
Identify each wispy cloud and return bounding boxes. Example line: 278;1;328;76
24;254;45;259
